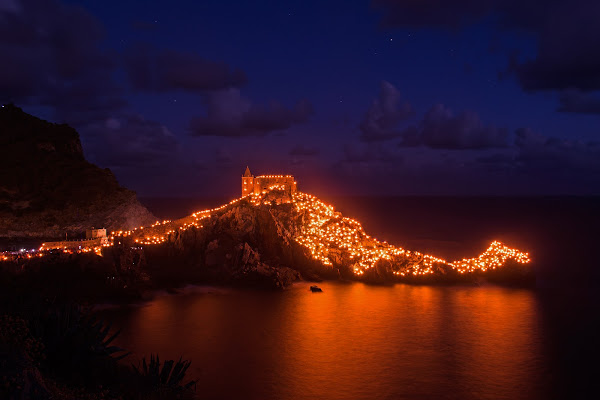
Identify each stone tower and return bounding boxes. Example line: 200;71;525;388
242;166;254;196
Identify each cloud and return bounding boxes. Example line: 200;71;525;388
215;147;233;164
373;0;600;95
513;127;547;148
0;0;248;126
557;89;600;114
42;73;128;125
0;0;20;13
373;0;495;30
513;1;600;92
289;145;320;157
359;81;413;142
471;127;600;189
514;127;600;172
400;104;509;149
124;44;247;93
476;153;515;165
0;0;123;122
189;88;313;137
85;114;179;168
339;142;403;166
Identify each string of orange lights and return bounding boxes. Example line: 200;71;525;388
5;189;531;278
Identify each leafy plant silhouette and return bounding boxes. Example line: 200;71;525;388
131;354;197;399
28;303;128;384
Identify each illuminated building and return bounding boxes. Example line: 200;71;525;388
40;227;108;251
86;228;107;240
242;166;297;197
3;172;531;279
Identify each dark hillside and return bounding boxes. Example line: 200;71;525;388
0;104;155;238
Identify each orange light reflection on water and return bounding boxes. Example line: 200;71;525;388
101;283;548;400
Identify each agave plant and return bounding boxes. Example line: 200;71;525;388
28;302;129;381
131;354;196;398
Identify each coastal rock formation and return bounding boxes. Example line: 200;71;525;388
131;189;533;289
0;104;156;238
138;192;410;287
142;198;312;289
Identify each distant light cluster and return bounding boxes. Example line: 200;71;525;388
120;196;250;245
449;241;531;273
2;188;531;278
291;191;530;276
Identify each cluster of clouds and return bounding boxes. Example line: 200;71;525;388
124;44;247;93
0;0;314;172
345;78;600;193
400;105;508;149
0;0;174;168
359;80;509;150
360;83;508;150
189;89;313;137
1;0;599;194
85;115;180;168
0;0;119;121
373;0;600;113
359;81;413;141
334;0;600;192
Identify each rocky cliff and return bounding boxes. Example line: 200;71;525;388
131;189;533;289
141;196;314;289
0;104;156;238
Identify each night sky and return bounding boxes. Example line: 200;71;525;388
2;0;600;197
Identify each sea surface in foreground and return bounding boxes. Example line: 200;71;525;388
98;196;600;399
100;282;599;400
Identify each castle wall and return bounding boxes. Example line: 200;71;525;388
86;228;107;239
253;176;296;195
41;237;108;250
241;169;297;197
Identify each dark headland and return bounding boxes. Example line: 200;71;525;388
0;106;535;399
0;105;536;301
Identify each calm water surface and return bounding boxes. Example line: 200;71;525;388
97;282;590;400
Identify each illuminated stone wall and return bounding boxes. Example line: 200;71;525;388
41;237;107;250
86;228;107;239
253;176;297;195
241;168;297;196
242;176;254;196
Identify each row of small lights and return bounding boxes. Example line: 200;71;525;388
126;185;299;245
1;188;290;259
3;187;531;277
290;191;530;276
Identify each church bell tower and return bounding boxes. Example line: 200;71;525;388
242;166;254;196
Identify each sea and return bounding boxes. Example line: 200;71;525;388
99;196;600;399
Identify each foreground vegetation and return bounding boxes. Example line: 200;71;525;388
0;256;198;399
0;301;197;399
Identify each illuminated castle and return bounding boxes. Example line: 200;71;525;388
242;166;297;196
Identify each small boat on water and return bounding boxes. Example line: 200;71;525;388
310;285;322;292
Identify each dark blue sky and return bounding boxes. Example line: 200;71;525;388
3;0;600;197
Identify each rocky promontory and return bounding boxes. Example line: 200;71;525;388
127;189;534;289
141;196;317;289
0;104;156;239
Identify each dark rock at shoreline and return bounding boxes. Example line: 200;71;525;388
138;190;535;288
0;250;150;306
142;198;314;289
0;104;156;239
135;193;534;290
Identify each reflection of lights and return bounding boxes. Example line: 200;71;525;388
0;188;531;278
